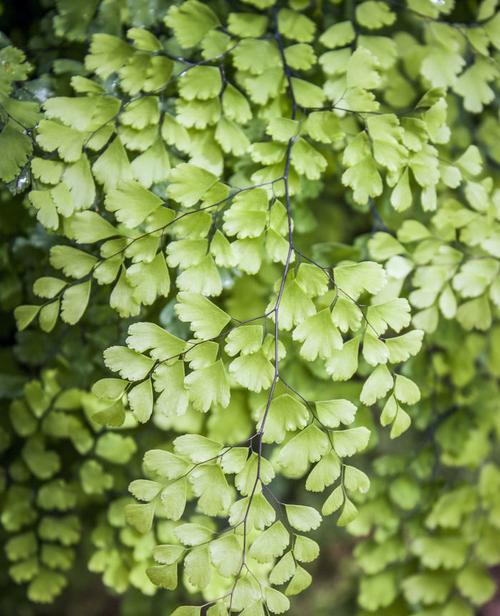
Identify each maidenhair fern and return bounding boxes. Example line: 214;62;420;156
1;0;500;615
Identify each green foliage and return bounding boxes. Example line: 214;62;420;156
0;46;40;185
1;0;500;615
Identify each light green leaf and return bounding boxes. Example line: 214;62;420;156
185;359;230;412
0;124;32;182
127;27;161;51
44;95;119;132
360;365;394;406
160;480;187;521
266;117;299;142
390;168;412;211
394;375;421;405
131;138;170;188
103;346;155;381
346;47;381;89
456;565;495;605
85;34;132;78
332;427;371;457
390;407;411;438
322;485;344;516
176;522;214;547
290;78;325;107
147;564;178;590
225;325;263;356
125;502;155;534
190;464;232;515
305;111;344;143
344;465;370;494
456;145;482;176
144;449;189;479
228;12;267;38
386;329;424;363
173;434;222;463
277;424;329;477
36;120;85;162
27;569;67;604
92;137;133;191
167;164;218;207
209;533;242;577
362;331;389;366
50;246;97;279
292;309;343;362
356;2;396;29
285;43;316;70
222;84;252;124
31;158;63;184
215;118;251;156
249;522;289;563
175;292;231;339
14;305;40;331
171;607;201;616
315;399;357;428
291;139;327;180
261;393;309;444
285;564;312;596
60;280;91;325
359;572;397;611
325;337;360;382
265;587;290;614
223;188;268;238
320;21;355;49
180;66;222;101
338;497;358;526
421;48;465;88
39;301;59;333
154;362;189;417
165;0;219;48
127;379;153;423
334;261;386;300
402;572;454;606
229;351;274;393
126;322;186;361
293;535;320;563
105;180;162;227
331;297;363;333
278;8;315;42
269;551;296;585
67;211;118;243
184;545;211;589
306;451;341;493
154;544;185;566
285;504;322;532
367;299;411;335
129;479;162;502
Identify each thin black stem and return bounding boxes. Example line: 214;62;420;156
229;15;300;610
